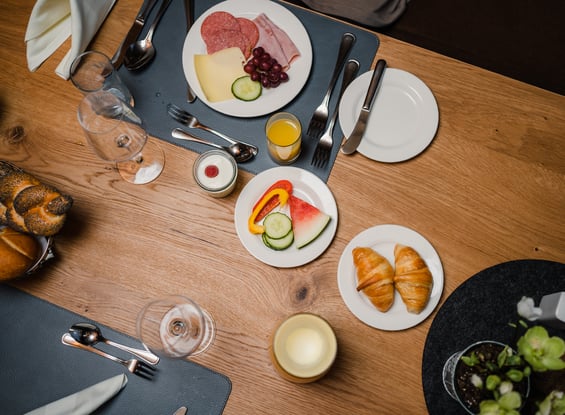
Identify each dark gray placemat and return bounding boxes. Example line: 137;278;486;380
422;259;565;415
0;284;231;415
117;0;380;183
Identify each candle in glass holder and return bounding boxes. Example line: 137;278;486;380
270;313;337;383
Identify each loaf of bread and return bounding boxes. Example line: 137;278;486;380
0;161;73;236
0;226;40;280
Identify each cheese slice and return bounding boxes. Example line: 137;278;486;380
194;47;247;102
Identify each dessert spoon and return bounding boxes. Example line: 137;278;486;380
123;0;172;70
172;128;256;163
69;322;160;365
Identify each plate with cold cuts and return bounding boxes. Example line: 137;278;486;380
337;224;444;330
234;167;338;268
339;68;439;162
183;0;312;117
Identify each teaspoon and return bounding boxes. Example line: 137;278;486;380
172;128;257;163
123;0;172;71
69;322;160;365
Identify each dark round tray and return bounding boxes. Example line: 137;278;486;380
422;259;565;414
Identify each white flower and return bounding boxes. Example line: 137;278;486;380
517;296;542;321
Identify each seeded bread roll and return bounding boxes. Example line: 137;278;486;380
0;161;73;236
0;226;40;280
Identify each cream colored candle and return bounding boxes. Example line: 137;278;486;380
271;313;337;383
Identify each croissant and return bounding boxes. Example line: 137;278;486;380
353;247;395;312
0;161;73;236
393;244;433;314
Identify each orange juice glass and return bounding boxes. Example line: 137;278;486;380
266;112;302;164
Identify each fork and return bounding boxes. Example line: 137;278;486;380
311;59;359;168
62;333;156;379
167;103;257;152
306;32;356;139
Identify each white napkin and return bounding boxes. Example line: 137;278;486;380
25;0;116;79
24;373;128;415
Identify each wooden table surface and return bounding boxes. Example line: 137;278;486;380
1;1;564;414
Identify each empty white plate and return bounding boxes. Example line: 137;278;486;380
339;68;439;162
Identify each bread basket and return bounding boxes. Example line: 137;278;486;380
1;161;61;278
26;234;55;276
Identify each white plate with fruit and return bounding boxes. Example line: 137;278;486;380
234;167;337;267
182;0;312;117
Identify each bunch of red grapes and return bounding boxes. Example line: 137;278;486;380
244;47;289;89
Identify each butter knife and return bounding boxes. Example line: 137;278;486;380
111;0;159;69
341;59;387;155
184;0;196;102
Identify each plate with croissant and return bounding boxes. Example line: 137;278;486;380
337;224;444;330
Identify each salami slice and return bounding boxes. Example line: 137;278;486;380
237;17;260;50
201;11;240;39
204;29;251;58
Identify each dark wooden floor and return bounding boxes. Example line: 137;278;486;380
287;0;565;95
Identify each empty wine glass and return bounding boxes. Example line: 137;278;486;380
70;50;134;107
77;90;164;184
136;295;216;358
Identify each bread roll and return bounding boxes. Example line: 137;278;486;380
353;247;395;312
0;226;40;280
0;161;73;236
393;244;433;314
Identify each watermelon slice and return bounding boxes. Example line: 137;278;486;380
288;195;331;249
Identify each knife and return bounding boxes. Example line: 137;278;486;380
340;59;387;155
184;0;197;102
111;0;159;69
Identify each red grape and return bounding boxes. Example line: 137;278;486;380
245;47;290;90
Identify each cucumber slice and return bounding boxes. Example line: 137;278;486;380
263;212;292;239
232;76;262;101
263;230;294;251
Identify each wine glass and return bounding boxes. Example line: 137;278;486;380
136;295;216;358
70;50;134;107
77;90;164;184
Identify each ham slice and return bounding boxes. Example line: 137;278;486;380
253;13;300;69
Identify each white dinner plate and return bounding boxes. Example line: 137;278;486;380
183;0;313;117
339;68;439;162
337;224;444;330
234;167;338;267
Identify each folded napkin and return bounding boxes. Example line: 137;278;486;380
24;373;128;415
302;0;409;28
25;0;116;79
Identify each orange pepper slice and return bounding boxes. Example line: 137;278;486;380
248;188;289;234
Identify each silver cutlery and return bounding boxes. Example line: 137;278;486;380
62;333;156;379
311;59;359;168
184;0;196;102
69;322;160;365
124;0;172;71
171;128;256;163
167;104;258;156
306;32;356;139
111;0;159;69
341;59;387;155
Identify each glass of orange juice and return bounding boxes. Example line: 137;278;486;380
265;112;302;164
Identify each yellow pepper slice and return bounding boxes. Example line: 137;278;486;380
248;188;289;234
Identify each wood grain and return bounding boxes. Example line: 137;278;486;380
1;1;564;414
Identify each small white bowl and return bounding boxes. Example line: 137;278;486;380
193;150;238;198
